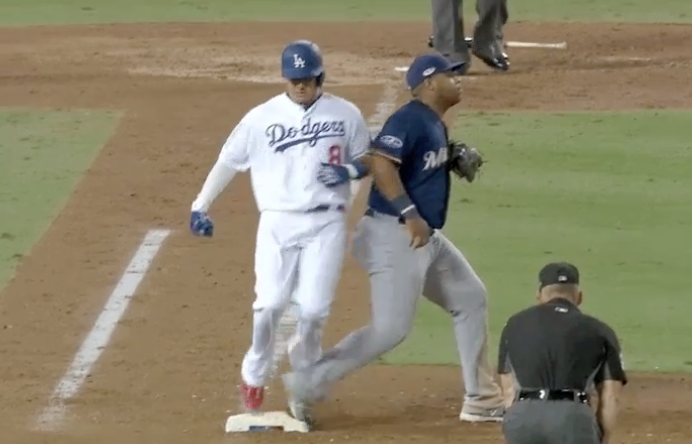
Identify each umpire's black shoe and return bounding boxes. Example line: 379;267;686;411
430;35;510;62
498;39;510;61
471;44;509;72
465;36;509;60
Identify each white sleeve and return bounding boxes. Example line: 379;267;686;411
346;109;372;162
219;117;253;172
190;116;254;212
190;160;238;212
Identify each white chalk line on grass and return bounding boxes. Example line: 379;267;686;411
269;82;399;381
34;228;171;431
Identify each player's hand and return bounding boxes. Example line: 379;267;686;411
404;216;431;249
317;163;351;187
190;211;214;237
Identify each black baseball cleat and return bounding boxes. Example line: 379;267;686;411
471;45;510;71
498;41;510;61
466;37;509;61
287;400;315;431
282;372;316;431
430;35;508;62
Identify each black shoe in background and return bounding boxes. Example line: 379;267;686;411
471;43;509;71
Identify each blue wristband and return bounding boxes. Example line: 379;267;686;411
345;158;369;180
390;194;419;218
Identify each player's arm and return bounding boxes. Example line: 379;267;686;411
370;118;430;248
369;153;407;205
369;120;420;219
189;118;252;237
496;320;515;409
345;110;376;178
317;111;371;189
594;324;628;444
343;129;371;180
190;162;237;213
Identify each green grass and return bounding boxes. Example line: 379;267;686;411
496;0;692;23
0;109;119;290
380;111;692;373
0;0;690;26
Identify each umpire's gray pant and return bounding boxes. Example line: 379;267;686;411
502;400;601;444
430;0;508;61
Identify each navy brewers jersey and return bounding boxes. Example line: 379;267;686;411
367;100;451;229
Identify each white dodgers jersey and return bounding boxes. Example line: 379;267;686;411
218;93;370;212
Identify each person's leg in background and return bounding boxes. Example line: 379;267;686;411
476;0;509;48
471;0;510;71
429;0;471;73
499;0;509;44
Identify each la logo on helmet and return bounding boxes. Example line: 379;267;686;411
293;54;306;68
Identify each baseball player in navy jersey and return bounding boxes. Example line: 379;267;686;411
282;53;504;428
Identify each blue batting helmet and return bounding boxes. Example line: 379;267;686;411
281;40;325;85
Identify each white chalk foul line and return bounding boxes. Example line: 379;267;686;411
269;83;399;381
506;41;567;49
367;82;399;136
34;228;171;431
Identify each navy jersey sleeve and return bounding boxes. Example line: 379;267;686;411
497;319;512;374
594;322;628;386
370;112;413;164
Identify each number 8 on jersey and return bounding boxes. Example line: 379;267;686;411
328;144;342;165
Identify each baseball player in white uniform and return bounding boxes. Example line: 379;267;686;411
188;40;371;425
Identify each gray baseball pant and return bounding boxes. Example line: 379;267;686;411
296;211;503;411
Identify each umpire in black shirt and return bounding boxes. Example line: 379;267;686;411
498;262;628;444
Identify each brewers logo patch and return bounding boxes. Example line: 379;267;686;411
378;135;403;150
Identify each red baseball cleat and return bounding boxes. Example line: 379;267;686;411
240;382;264;412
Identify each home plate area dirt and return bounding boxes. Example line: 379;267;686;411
0;20;691;444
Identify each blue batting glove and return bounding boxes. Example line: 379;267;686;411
190;211;214;237
317;163;351;187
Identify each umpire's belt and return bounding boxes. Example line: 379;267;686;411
517;389;589;404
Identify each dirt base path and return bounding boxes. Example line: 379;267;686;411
0;21;690;444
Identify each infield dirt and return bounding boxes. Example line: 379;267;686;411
0;21;691;444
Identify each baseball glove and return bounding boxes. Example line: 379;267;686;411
448;140;484;183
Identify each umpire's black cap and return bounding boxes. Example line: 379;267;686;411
538;262;580;289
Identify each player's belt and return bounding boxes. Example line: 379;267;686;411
364;207;402;223
517;389;589;404
364;208;435;235
307;204;346;213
